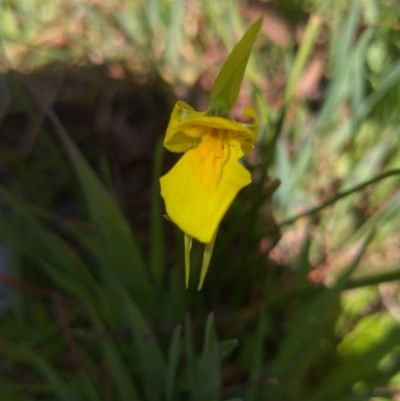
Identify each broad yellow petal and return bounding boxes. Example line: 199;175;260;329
160;131;251;243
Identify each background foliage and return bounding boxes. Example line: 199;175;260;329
1;0;400;400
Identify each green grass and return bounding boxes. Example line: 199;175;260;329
1;0;400;400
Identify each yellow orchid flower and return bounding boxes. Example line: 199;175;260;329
160;18;262;289
160;101;258;244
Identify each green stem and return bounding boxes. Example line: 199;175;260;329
279;169;400;227
270;268;400;311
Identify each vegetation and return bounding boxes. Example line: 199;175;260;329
1;0;400;400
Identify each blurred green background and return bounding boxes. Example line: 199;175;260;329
1;0;400;400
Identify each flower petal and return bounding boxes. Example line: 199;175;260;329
164;101;204;153
164;101;259;154
160;136;251;243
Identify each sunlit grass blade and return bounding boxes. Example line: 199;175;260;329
204;0;233;48
314;0;360;131
165;0;184;69
270;231;375;398
309;313;400;400
284;14;322;106
145;0;162;35
355;59;400;124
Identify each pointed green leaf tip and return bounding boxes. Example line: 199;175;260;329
209;17;262;112
198;232;217;290
184;234;192;288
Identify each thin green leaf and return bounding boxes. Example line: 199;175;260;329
165;0;184;68
15;75;155;307
166;324;182;401
219;339;239;360
284;14;322;105
24;346;77;401
246;307;269;401
87;305;143;401
197;314;221;401
184;314;198;398
120;290;167;401
0;186;106;310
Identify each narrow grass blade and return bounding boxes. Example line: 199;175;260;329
24;346;77;401
314;0;360;130
219;339;239;360
145;0;162;34
284;14;322;105
246;307;269;401
87;305;143;401
166;324;182;401
16;76;155;307
197;314;221;401
0;185;106;310
184;314;197;397
355;59;400;124
165;0;184;69
120;290;167;401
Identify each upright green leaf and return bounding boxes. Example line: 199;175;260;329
284;15;322;105
184;314;198;398
165;0;184;69
166;325;182;401
246;307;269;401
209;18;262;112
197;314;221;401
120;290;167;401
87;305;143;401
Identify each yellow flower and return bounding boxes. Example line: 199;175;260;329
160;101;258;244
